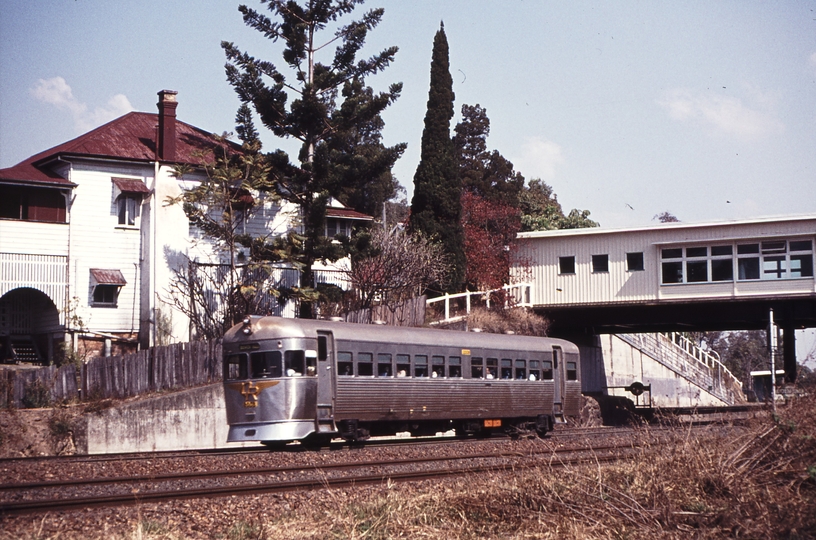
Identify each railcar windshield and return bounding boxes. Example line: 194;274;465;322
225;354;248;381
251;351;282;378
224;347;315;380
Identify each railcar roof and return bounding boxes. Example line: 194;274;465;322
224;317;580;354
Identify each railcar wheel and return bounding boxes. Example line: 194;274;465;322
262;440;291;450
300;433;331;449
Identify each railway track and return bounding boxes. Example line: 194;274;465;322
0;437;665;516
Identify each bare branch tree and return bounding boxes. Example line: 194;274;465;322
345;228;448;321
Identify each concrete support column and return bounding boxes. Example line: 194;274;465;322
782;325;797;383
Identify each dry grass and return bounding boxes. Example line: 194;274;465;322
466;307;550;337
4;394;814;539
259;394;816;540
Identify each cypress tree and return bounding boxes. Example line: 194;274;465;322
409;23;465;292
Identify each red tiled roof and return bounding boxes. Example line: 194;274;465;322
0;111;235;188
326;207;374;221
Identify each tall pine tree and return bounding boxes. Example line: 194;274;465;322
409;23;465;293
221;0;404;317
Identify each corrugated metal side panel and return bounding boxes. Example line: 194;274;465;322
335;379;554;421
516;221;816;306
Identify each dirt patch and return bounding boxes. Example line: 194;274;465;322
0;406;81;458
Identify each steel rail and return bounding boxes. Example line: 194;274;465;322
0;445;640;516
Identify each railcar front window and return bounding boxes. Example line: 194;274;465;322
414;355;428;377
378;353;393;377
225;354;248;380
250;351;282;378
338;351;353;376
284;350;305;376
357;352;374;376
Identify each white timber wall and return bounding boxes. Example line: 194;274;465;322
62;160;149;335
513;215;816;308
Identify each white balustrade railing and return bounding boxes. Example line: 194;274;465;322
426;283;533;323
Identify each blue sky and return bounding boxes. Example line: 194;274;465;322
1;0;815;361
2;1;815;229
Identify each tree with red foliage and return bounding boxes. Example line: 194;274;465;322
461;191;521;291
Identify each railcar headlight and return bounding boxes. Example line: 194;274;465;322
241;317;252;335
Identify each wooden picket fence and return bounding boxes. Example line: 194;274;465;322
1;340;222;408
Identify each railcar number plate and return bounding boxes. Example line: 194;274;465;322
484;419;501;428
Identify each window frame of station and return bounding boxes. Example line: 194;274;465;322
336;346;553;382
659;237;813;285
591;254;609;273
558;256;576;275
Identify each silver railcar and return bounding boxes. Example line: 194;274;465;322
223;317;581;446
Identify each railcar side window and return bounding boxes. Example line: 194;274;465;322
542;360;553;380
414;355;428;377
357;352;374;376
501;359;513;379
448;356;462;378
471;357;483;378
567;361;578;381
396;354;410;377
432;355;445;378
284;350;305;376
225;354;248;380
528;360;540;381
515;359;527;380
377;353;393;377
338;351;353;376
251;351;282;378
486;358;498;379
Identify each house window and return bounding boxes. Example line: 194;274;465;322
626;252;644;271
559;256;575;274
90;269;126;307
325;218;351;238
117;194;140;226
591;254;608;273
0;185;67;223
112;177;149;227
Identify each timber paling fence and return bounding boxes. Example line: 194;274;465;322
0;340;222;409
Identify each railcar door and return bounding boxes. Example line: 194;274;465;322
552;346;566;423
315;331;336;433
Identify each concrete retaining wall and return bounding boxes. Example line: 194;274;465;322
78;384;237;454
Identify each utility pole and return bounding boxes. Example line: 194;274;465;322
769;308;777;414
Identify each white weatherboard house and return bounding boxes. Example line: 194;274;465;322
0;91;370;363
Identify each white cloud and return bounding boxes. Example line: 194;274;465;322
512;137;564;181
657;88;783;139
31;77;133;133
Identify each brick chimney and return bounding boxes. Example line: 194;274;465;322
156;90;178;161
